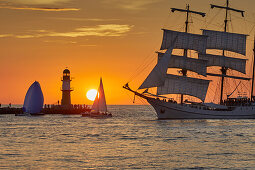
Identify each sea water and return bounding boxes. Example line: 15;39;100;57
0;105;255;169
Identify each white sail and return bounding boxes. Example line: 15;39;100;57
23;81;44;114
138;46;175;89
160;29;207;53
202;29;247;55
157;74;210;102
92;78;107;113
199;53;247;74
158;53;207;76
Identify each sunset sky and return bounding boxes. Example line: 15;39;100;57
1;0;255;105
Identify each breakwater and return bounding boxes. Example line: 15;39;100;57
0;105;91;115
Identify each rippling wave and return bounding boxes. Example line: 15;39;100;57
0;105;255;169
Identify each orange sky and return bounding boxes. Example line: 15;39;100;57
1;0;255;105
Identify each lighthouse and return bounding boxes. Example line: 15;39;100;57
61;68;73;106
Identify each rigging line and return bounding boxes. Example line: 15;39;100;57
205;8;222;29
204;0;213;28
207;81;217;102
128;7;176;84
225;70;235;96
178;25;185;33
128;8;188;84
224;78;228;97
242;83;250;94
228;81;241;98
231;13;255;24
243;16;248;36
168;13;183;30
135;95;149;108
192;16;223;29
129;56;152;79
230;14;250;34
248;24;255;35
233;75;239;95
162;14;171;29
127;53;155;83
249;51;254;77
189;14;199;33
240;75;250;93
230;71;246;96
127;45;160;83
213;79;221;103
136;97;147;107
238;83;245;97
245;76;252;90
123;89;138;104
230;13;234;33
163;8;182;30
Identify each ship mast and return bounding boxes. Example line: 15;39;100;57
171;4;205;103
210;0;245;104
251;35;255;101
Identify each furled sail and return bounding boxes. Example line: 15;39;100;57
202;29;247;55
158;53;207;76
92;78;107;113
139;40;176;89
199;53;247;74
160;29;207;53
157;74;210;102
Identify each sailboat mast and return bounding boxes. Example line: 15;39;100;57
210;0;245;104
171;4;205;103
181;4;189;104
224;0;229;33
184;4;189;57
251;36;255;101
220;0;229;104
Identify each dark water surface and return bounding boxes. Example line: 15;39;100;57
0;105;255;169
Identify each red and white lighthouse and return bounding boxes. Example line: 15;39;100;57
61;68;73;106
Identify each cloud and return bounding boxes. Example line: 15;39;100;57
48;17;120;22
0;24;133;39
103;0;162;10
48;24;133;37
0;34;13;38
0;5;79;11
0;34;40;38
0;0;78;11
43;39;77;44
1;0;71;5
80;44;97;47
16;35;36;38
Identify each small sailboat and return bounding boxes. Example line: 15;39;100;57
16;81;44;116
82;78;112;118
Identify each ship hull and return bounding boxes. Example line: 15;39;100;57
147;99;255;119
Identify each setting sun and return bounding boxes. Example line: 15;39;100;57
86;89;97;101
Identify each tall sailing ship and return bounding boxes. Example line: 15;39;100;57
124;1;255;119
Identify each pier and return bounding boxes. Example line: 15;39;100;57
0;104;91;115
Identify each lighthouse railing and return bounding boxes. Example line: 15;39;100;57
60;87;74;91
